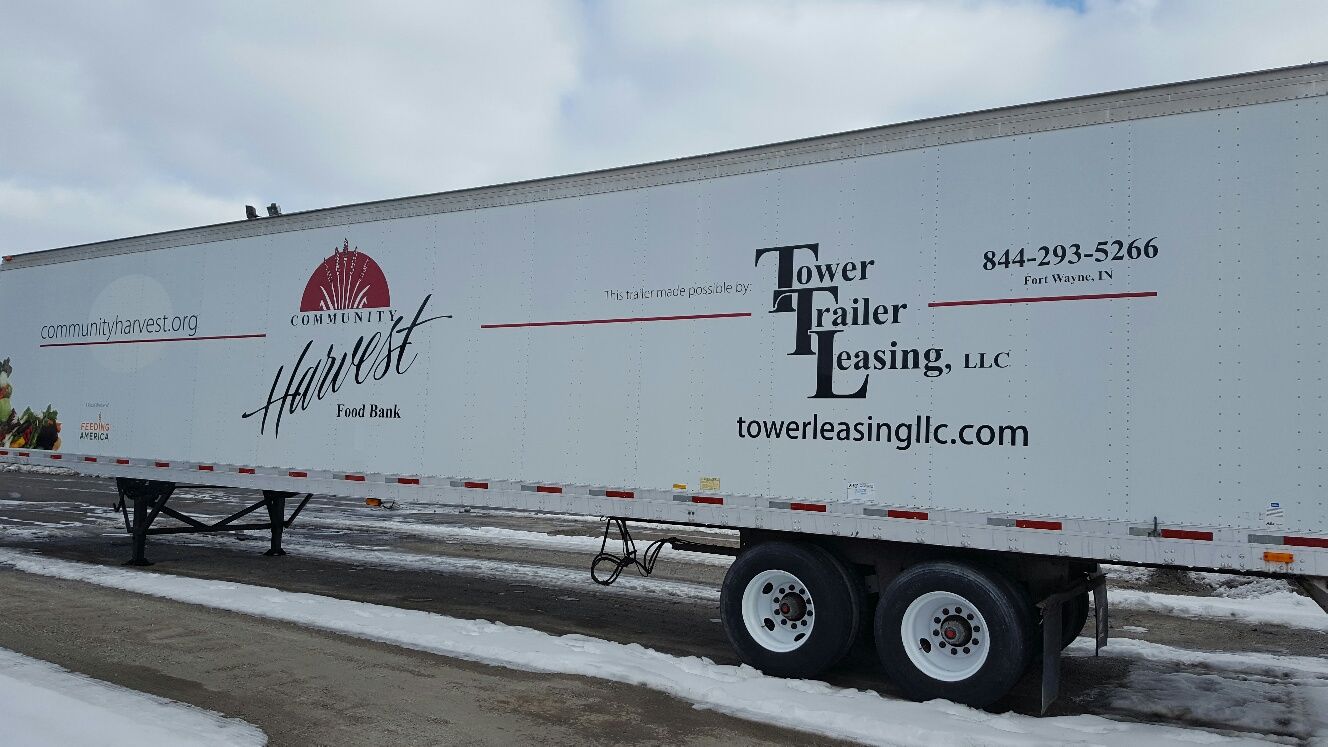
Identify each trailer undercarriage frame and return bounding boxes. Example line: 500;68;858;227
114;478;312;565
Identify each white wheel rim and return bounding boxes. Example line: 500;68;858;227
741;569;816;653
900;591;991;682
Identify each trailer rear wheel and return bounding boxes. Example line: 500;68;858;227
875;562;1032;708
720;541;862;678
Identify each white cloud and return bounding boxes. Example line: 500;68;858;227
2;0;1326;254
0;180;254;251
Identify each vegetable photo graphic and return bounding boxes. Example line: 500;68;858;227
0;358;61;450
0;356;11;425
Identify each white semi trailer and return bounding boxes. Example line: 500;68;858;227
2;63;1326;710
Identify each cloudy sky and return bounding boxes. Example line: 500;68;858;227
2;0;1325;255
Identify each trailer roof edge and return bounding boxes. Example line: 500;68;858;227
5;61;1326;270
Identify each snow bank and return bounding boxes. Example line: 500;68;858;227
1068;636;1328;678
0;647;265;747
0;549;1256;746
1188;572;1299;600
0;463;75;475
1110;588;1328;632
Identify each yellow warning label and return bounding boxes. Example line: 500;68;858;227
700;476;721;492
673;483;688;491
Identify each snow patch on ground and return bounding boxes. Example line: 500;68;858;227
1102;564;1153;584
1110;588;1328;632
298;514;735;567
1107;670;1308;741
0;646;265;747
0;463;76;475
1068;636;1328;680
169;534;720;602
373;502;743;535
0;549;1256;746
1067;638;1328;742
1189;573;1301;600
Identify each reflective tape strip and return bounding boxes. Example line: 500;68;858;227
117;459;130;465
521;484;562;494
83;457;97;463
397;477;420;485
17;452;29;457
343;474;366;482
1286;535;1328;549
198;465;214;472
238;467;255;474
449;480;489;489
49;454;62;460
289;471;307;478
770;499;818;510
0;450;8;456
155;461;170;468
887;509;928;520
990;518;1062;530
1160;529;1213;541
691;496;723;505
1248;533;1328;548
605;490;634;499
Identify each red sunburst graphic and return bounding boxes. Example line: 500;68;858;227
299;240;391;311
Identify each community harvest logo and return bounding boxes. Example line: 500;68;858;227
291;241;397;328
300;240;391;311
244;239;450;437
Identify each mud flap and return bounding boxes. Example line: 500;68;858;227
1296;577;1328;615
1038;571;1108;713
1093;575;1109;651
1040;595;1062;712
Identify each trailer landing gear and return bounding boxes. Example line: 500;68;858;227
263;490;290;557
114;479;311;565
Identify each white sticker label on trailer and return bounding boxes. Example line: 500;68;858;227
846;482;878;503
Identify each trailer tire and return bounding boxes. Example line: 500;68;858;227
720;541;862;678
875;562;1032;709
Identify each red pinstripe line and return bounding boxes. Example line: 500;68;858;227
481;312;751;329
929;291;1156;308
